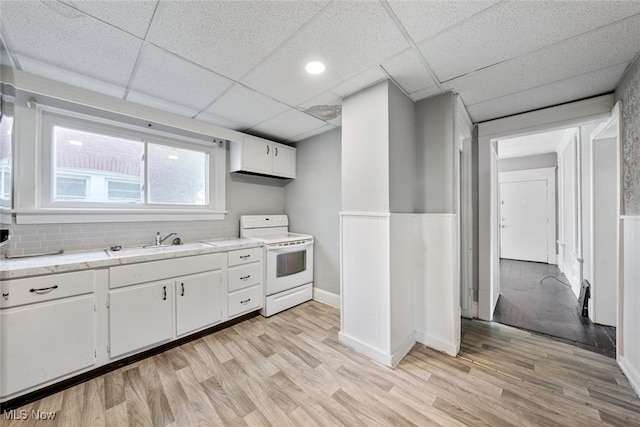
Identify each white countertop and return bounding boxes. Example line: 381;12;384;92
0;238;262;280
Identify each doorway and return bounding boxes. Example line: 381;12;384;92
478;97;621;357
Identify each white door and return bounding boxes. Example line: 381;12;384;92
500;180;548;263
109;280;173;358
176;270;223;336
243;136;272;174
272;144;296;178
1;296;95;396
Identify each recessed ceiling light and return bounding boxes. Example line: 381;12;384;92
168;155;178;160
68;139;83;146
305;61;325;75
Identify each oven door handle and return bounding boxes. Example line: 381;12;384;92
266;241;313;253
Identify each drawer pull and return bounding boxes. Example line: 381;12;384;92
29;285;58;294
239;255;251;259
181;283;185;296
240;275;251;280
240;298;251;304
2;292;8;300
162;286;167;301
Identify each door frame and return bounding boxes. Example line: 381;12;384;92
498;168;557;264
477;94;613;321
589;102;622;331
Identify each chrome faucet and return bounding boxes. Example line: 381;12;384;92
156;232;177;246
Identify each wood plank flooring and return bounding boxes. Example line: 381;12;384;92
3;301;639;426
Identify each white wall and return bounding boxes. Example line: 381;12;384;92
557;131;582;295
499;152;557;172
388;81;415;213
341;81;389;213
415;92;455;213
284;128;341;302
620;217;640;396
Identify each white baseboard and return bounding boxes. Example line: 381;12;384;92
619;355;640;398
313;287;340;309
415;331;459;356
391;333;417;368
339;332;395;368
472;302;479;318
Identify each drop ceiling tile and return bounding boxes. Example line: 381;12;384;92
196;111;246;132
331;66;387;98
409;86;442;102
129;45;233;112
248;108;326;141
146;1;329;80
467;63;629;123
0;1;141;87
298;91;342;109
382;48;437;94
0;38;15;68
242;1;409;105
59;0;157;38
419;1;640;81
387;0;498;43
126;91;199;119
443;14;640;106
288;124;337;142
298;92;342;126
205;84;290;129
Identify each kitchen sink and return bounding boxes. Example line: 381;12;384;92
105;242;214;258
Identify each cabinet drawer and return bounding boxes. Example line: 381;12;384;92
228;247;262;267
228;284;263;318
110;253;223;288
0;270;95;308
228;263;262;292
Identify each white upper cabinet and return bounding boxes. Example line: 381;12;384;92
230;135;296;179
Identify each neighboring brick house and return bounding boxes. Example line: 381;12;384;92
53;126;205;205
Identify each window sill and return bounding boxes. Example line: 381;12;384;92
14;209;226;224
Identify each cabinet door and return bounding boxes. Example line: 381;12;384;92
272;143;296;178
176;270;224;336
109;281;173;358
1;295;95;397
243;136;272;174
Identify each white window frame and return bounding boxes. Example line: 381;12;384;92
14;104;226;224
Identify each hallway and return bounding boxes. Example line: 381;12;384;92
493;259;616;357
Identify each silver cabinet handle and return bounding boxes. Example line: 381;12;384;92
30;285;58;294
240;298;251;304
162;286;167;301
181;283;185;296
275;146;278;156
240;254;251;259
240;275;251;280
266;145;269;155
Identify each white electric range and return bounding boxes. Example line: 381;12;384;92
240;215;314;317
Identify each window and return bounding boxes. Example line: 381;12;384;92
0;115;12;205
107;180;141;202
55;176;88;200
31;107;226;222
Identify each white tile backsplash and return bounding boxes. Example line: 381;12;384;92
5;220;239;257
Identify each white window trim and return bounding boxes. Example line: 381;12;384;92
13;103;227;224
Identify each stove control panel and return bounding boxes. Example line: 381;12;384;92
241;215;289;229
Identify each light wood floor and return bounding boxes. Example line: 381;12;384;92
4;301;640;426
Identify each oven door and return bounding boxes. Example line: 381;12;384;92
265;240;313;296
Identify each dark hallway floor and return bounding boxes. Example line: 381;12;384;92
493;259;617;358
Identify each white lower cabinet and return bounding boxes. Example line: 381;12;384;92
1;294;95;398
108;280;173;358
175;270;224;337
